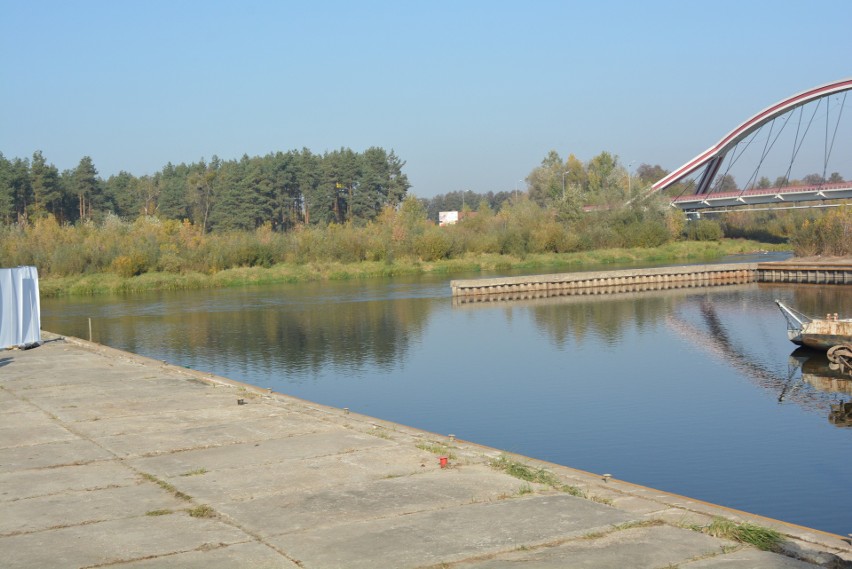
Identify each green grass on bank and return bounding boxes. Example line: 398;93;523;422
38;239;787;298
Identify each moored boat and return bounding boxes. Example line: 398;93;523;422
775;300;852;350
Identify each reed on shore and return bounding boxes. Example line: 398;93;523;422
35;238;783;297
0;198;796;297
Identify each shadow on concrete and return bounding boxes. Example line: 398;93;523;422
0;357;12;368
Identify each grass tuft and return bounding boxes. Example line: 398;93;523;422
703;518;783;551
561;484;587;498
489;456;559;487
145;509;173;516
416;442;457;460
140;472;192;501
187;504;216;518
369;427;393;440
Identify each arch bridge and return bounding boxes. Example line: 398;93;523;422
651;78;852;213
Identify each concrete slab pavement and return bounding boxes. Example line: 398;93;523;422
1;336;850;568
453;524;735;569
267;494;638;569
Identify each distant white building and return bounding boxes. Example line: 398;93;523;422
438;211;459;226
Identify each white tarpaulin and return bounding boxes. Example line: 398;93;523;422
0;266;41;348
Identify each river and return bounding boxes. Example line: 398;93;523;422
40;262;852;536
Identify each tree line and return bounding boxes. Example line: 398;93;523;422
421;151;668;223
4;145;843;231
2;146;848;284
0;148;410;231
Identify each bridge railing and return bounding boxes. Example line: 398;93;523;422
670;182;852;211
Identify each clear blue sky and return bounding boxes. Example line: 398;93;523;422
2;0;850;197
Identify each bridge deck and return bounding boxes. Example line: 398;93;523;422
671;182;852;210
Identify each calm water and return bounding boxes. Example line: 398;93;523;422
40;269;852;536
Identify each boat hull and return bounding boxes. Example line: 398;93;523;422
796;320;852;351
776;299;852;351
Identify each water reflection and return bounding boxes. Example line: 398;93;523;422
456;290;681;349
789;349;852;427
666;291;789;394
830;402;852;427
530;292;673;348
42;281;436;380
168;296;433;376
670;292;852;418
464;284;852;423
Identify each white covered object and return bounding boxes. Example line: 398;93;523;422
0;266;41;348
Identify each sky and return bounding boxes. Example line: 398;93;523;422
1;0;850;198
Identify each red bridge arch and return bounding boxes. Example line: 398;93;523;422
652;78;852;195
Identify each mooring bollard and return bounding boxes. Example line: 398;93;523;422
439;456;448;468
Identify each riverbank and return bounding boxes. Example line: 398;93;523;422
2;335;850;568
38;239;785;297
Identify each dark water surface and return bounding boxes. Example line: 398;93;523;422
41;270;852;535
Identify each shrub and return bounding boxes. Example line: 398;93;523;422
813;208;852;255
789;219;819;256
685;218;723;241
415;227;455;261
498;228;529;257
50;244;91;276
530;221;568;253
111;254;148;278
620;219;670;248
577;223;620;250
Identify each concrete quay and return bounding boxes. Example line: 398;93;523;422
450;257;852;303
756;258;852;285
450;264;757;302
2;336;851;568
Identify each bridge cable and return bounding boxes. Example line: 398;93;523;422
782;99;821;187
743;119;777;191
780;107;804;188
822;92;846;183
700;92;823;204
711;130;759;193
670;177;696;205
742;112;793;192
